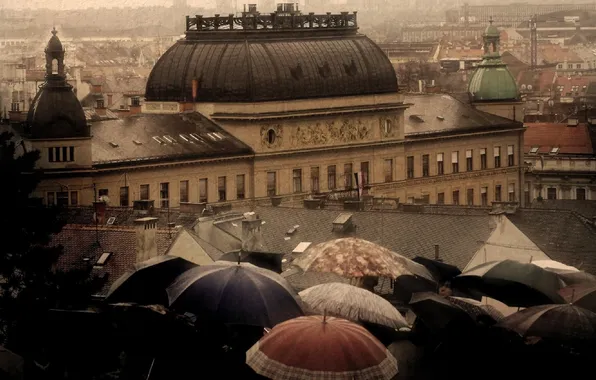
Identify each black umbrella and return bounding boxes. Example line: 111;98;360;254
217;250;283;274
106;255;197;305
559;284;596;312
167;262;304;328
413;257;461;283
451;260;565;308
497;304;596;341
408;292;475;330
393;275;438;303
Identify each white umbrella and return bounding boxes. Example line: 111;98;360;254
299;282;408;329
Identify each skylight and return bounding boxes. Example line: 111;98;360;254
530;146;539;154
550;147;560;154
179;134;190;142
95;252;112;266
163;135;177;144
153;136;164;144
190;133;203;142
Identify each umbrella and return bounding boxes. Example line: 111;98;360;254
217;250;283;274
408;292;475;330
106;255;197;305
412;256;461;283
246;315;398;380
556;271;596;286
0;346;23;380
450;260;565;307
106;303;199;355
298;282;408;329
293;237;435;281
559;284;596;312
167;261;303;328
447;296;504;323
497;304;596;340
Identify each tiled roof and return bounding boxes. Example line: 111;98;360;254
524;123;594;155
58;207;199;230
210;206;494;270
507;209;596;274
90;113;254;166
83;108;119;122
52;225;177;295
516;69;556;94
404;94;520;137
554;75;595;96
529;200;596;221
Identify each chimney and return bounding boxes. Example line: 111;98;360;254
241;212;264;252
93;201;107;225
135;217;159;263
332;213;354;234
490;201;519;215
130;96;141;115
95;98;106;116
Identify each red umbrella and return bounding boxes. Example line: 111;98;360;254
246;315;398;380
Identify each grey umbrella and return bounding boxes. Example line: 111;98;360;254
299;282;408;329
451;260;566;307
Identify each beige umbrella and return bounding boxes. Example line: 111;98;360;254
292;237;434;281
299;282;408;329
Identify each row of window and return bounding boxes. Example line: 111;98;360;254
99;175;247;208
405;146;515;179
48;146;75;163
47;191;78;206
269;163;371;196
543;187;587;200
434;184;517;206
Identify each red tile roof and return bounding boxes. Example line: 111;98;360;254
554;75;596;96
52;225;177;295
524;123;594;154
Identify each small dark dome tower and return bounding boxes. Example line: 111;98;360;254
27;28;89;140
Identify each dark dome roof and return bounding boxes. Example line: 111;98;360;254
27;79;89;139
47;28;63;52
145;32;398;102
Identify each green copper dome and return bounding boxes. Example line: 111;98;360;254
468;18;519;102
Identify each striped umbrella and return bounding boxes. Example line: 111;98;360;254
246;315;398;380
299;283;408;329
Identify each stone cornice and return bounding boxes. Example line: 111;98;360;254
211;103;408;121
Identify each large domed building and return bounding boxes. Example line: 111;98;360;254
19;8;525;211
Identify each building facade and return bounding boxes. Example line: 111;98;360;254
17;14;525;210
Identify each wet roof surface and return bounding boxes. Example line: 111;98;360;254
90;113;253;166
145;33;398;102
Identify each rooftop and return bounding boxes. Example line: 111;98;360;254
403;94;521;137
524;123;594;155
90;113;253;167
53;225;177;295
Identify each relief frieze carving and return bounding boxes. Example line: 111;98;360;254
289;119;372;148
162;103;178;111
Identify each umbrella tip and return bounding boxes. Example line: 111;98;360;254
323;309;327;323
238;251;241;265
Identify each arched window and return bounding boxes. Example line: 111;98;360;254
51;59;58;74
267;129;276;145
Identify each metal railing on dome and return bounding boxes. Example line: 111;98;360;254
185;12;358;32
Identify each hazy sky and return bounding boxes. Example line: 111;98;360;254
2;0;201;9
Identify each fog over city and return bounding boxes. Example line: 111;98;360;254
0;0;595;379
